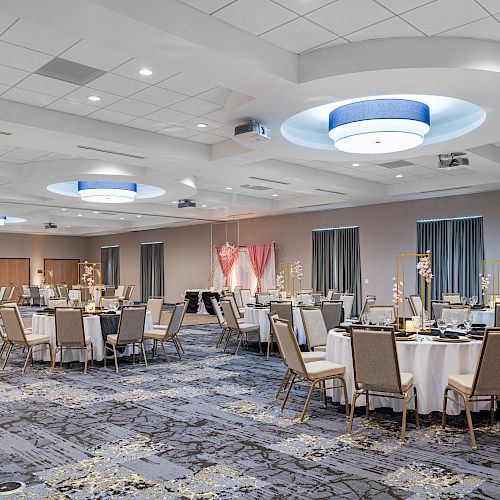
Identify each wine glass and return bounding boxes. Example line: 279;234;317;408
470;295;478;307
437;318;447;336
461;296;468;306
385;310;394;326
463;314;472;335
414;316;422;342
361;312;370;326
450;313;459;330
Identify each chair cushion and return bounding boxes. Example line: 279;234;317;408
305;360;345;379
153;324;167;330
302;351;326;362
144;329;167;340
26;334;50;346
106;334;118;345
314;345;327;352
448;373;474;395
400;372;414;392
238;323;259;332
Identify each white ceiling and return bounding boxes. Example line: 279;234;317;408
0;0;499;236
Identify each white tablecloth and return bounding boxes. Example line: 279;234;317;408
68;290;102;303
243;307;306;344
471;309;494;327
31;311;153;363
326;330;484;415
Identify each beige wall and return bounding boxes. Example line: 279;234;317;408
0;233;91;285
86;191;500;304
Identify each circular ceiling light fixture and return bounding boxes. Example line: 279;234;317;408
139;68;153;76
77;180;138;203
87;95;101;102
328;99;430;154
0;216;26;226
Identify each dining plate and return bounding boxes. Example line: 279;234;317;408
432;337;470;343
396;336;416;341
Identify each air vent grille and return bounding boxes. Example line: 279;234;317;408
249;176;290;185
297;202;340;209
77;145;145;159
420;187;471;194
315;188;345;195
36;57;105;86
380;160;414;169
240;184;272;191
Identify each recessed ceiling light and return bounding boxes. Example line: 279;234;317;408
201;204;207;208
196;122;208;128
77;214;83;217
226;187;232;190
67;225;71;228
136;215;142;218
396;174;403;178
138;68;153;76
272;194;278;197
87;95;101;102
171;201;177;204
119;217;124;220
93;211;99;214
61;208;67;211
352;163;360;167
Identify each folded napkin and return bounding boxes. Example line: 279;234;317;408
471;323;486;328
395;331;409;338
471;305;484;310
439;332;460;339
468;329;485;336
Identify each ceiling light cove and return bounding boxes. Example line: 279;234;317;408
0;216;26;225
281;95;485;154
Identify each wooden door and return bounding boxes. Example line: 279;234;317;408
0;258;30;285
44;259;80;287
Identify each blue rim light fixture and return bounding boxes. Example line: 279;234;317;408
329;99;430;154
77;180;138;203
0;216;6;226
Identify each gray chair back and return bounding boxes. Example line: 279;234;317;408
273;318;306;376
104;286;116;298
360;297;376;317
240;288;252;306
55;307;86;346
124;285;134;301
321;301;343;330
351;327;402;394
48;298;69;308
431;300;449;320
472;328;500;396
29;286;40;299
167;302;188;336
409;295;424;316
442;293;461;304
147;297;164;325
227;295;242;318
220;300;239;330
301;308;328;350
116;306;146;344
0;307;27;344
211;297;225;327
270;301;293;328
441;306;470;325
58;285;69;299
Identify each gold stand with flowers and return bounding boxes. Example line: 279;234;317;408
395;252;432;332
481;259;500;307
78;262;102;310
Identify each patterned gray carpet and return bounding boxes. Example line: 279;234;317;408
1;323;499;499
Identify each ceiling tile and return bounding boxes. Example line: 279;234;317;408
60;40;131;71
1;87;57;107
213;0;297;36
189;133;227;144
346;16;423;42
178;0;236;14
272;0;337;15
169;97;220;115
65;87;122;107
106;97;162;117
261;17;335;53
375;0;438;14
86;108;135;124
0;13;17;33
132;86;186;106
197;86;231;105
125;117;174;132
157;72;217;95
477;0;500;13
0;64;28;86
0;40;52;71
300;37;347;53
0;145;19;155
46;98;96;116
0;83;10;94
2;147;50;160
1;19;79;56
86;73;149;97
202;108;228;122
144;107;194;124
157;126;199;138
401;0;487;35
306;0;393;36
112;58;180;85
439;16;500;41
16;73;79;97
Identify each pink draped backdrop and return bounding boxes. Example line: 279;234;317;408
215;245;239;288
247;244;272;293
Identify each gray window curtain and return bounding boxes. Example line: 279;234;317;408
101;246;120;286
312;226;362;316
140;242;164;302
417;216;484;300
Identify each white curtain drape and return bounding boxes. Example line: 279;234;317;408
213;244;276;293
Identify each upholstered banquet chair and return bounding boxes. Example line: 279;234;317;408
212;297;230;347
297;293;313;304
301;307;329;353
442;293;462;304
104;306;147;372
268;301;294;358
301;288;313;295
442;328;500;448
431;300;449;321
48;298;69;308
349;327;419;441
240;288;252;307
220;300;260;355
408;295;423;317
0;287;6;302
104;285;116;298
118;285;134;305
29;286;41;307
326;289;336;300
233;286;243;307
269;314;326;400
53;307;93;374
147;297;164;325
273;317;348;422
115;285;125;298
340;293;355;319
0;307;52;374
360;296;376;318
144;302;187;361
1;302;32;333
227;294;244;318
320;301;344;331
441;306;471;326
367;305;396;325
58;285;69;299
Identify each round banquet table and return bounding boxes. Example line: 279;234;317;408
31;311;153;363
243;306;306;344
325;330;484;415
471;309;494;327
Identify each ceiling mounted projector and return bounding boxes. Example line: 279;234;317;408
44;222;58;229
329;99;430;154
177;199;196;208
234;120;271;142
438;153;469;169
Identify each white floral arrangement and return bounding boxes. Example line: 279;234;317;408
294;260;303;280
82;262;95;299
392;277;403;305
219;241;238;263
276;272;285;293
480;273;490;296
416;250;433;283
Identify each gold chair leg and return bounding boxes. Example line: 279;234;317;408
22;346;33;374
276;368;290;400
414;386;420;429
301;381;317;422
400;392;408;441
0;341;5;358
113;346;119;373
91;343;94;368
281;374;296;411
47;344;54;371
141;341;148;369
442;387;449;429
234;333;244;355
365;390;370;419
223;330;232;351
258;333;262;354
132;343;136;365
490;396;495;428
348;391;359;434
60;346;63;369
1;344;12;370
104;343;108;367
464;395;477;449
266;334;271;359
340;376;350;418
51;347;57;371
